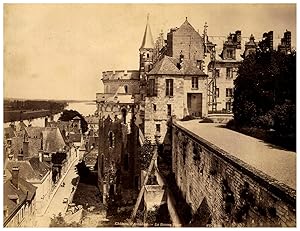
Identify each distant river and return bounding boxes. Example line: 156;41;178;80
4;101;97;128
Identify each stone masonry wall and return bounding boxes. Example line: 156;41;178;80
172;122;296;227
103;79;140;95
144;75;184;143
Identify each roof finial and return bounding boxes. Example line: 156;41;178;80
147;13;150;23
203;22;208;36
186;17;188;21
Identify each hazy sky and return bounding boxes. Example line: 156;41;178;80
4;4;296;100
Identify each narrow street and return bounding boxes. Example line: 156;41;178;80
35;159;79;227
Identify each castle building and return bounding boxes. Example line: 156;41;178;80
96;16;293;203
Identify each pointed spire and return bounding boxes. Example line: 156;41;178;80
140;14;154;50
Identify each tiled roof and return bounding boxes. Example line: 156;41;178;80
69;133;82;143
25;127;44;139
149;56;207;76
4;127;16;139
6;158;50;182
4;176;36;225
149;56;182;75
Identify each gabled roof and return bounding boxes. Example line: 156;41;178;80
175;18;199;36
72;116;81;120
6;158;50;182
149;56;182;75
149;56;207;76
4;177;36;225
140;15;154;49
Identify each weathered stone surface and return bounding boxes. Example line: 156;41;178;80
172;121;296;227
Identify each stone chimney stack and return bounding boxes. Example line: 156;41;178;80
11;167;19;189
39;151;44;162
23;141;29;158
17;149;24;161
45;117;48;127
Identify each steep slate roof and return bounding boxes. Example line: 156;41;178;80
4;177;36;225
140;16;154;49
149;56;207;76
175;18;201;37
69;133;82;143
4;127;16;139
149;56;182;75
15;121;27;132
42;127;66;153
25;127;44;139
6;158;50;182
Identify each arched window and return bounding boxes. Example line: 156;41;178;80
124;85;128;94
105;85;109;93
108;131;114;148
147;53;150;58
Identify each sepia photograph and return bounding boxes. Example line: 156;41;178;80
2;2;297;227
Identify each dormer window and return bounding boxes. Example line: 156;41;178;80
227;49;234;59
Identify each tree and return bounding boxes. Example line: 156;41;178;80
139;138;155;170
233;49;296;135
75;160;91;178
59;110;88;133
50;213;81;227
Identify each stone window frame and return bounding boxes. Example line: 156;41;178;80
166;79;174;97
226;67;234;79
226;88;233;97
216;88;220;98
191;77;199;89
148;78;156;96
156;124;161;133
153;104;157;112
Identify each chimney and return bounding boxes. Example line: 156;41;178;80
45;117;48;127
39;152;43;162
267;31;273;50
18;149;24;161
9;122;16;131
235;30;242;49
11;167;19;189
23;141;29;158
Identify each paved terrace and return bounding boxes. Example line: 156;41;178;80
175;120;296;190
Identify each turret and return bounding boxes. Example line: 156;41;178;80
139;14;154;77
